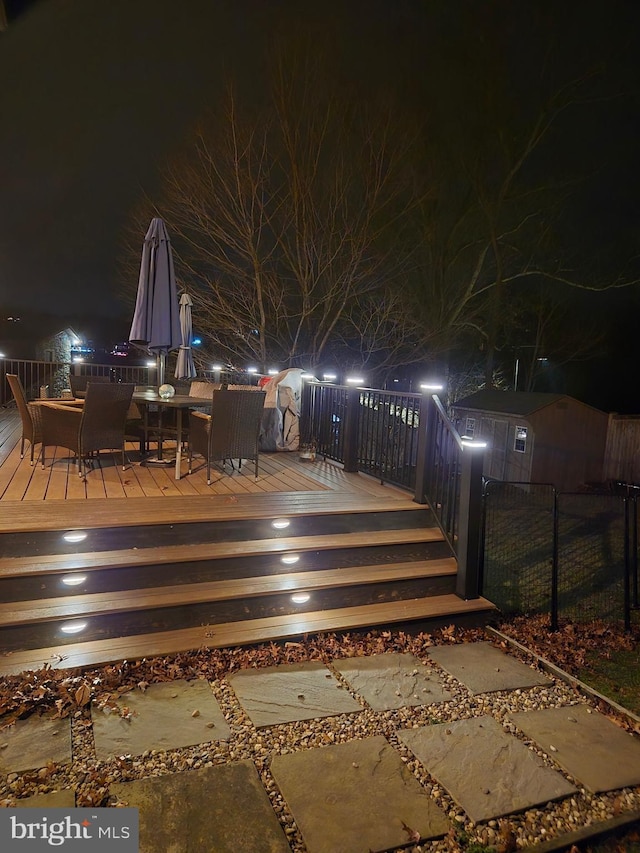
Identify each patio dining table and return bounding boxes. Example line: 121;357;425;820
132;388;212;480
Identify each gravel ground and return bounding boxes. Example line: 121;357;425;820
1;624;639;852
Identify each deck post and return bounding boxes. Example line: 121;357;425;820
343;385;361;473
413;393;436;504
455;443;485;599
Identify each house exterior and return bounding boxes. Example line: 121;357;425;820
35;327;81;364
451;390;609;490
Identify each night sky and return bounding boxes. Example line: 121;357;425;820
1;0;640;408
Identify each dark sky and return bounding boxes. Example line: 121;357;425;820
1;0;639;345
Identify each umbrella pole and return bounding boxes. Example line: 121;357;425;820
144;351;173;465
157;353;165;388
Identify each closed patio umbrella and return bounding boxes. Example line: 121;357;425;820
129;217;181;387
175;292;197;380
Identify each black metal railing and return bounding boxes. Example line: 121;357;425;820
302;382;485;599
0;358;154;406
0;358;270;408
482;480;638;629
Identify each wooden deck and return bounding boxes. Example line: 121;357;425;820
0;407;411;520
0;406;495;674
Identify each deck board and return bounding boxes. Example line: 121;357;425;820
0;527;440;576
0;559;458;626
0;407;417;530
0;594;493;675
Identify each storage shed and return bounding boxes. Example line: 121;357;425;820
451;391;608;490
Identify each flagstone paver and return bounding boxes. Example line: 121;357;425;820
111;761;290;853
91;679;230;760
399;715;576;823
428;641;552;694
271;735;449;853
228;661;362;727
14;789;76;807
333;652;452;710
510;704;640;793
0;716;71;774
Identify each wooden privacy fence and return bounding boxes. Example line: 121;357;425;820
603;412;640;485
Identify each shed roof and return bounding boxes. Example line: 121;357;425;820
452;390;586;417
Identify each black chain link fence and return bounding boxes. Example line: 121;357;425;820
482;481;637;628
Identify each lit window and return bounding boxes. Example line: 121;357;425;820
514;425;528;453
465;417;476;438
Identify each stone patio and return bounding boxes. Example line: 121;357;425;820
428;640;552;694
511;703;640;793
399;715;576;823
271;735;449;853
91;679;230;760
0;716;71;774
2;640;639;852
228;661;362;727
333;652;452;710
111;761;290;853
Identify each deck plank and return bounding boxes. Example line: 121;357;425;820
0;595;494;675
0;527;441;576
0;559;458;625
0;488;419;533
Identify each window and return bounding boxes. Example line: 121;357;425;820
514;425;528;453
464;417;476;438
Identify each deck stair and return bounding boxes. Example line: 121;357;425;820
0;493;495;675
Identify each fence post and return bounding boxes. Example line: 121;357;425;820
414;393;436;505
455;443;485;599
551;490;559;631
342;385;361;473
632;494;639;610
624;497;632;631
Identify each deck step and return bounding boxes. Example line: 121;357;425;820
0;491;422;533
0;528;444;577
0;559;458;626
0;594;496;676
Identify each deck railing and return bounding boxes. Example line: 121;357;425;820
1;364;485;601
301;381;484;599
0;358;267;407
0;358;154;405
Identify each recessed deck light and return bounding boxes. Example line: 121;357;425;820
272;519;290;530
60;620;88;634
61;574;87;586
291;593;310;604
281;554;300;565
62;531;88;543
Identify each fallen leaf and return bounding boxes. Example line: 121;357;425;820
401;821;420;843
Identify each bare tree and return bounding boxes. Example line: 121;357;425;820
125;46;428;376
406;4;640;387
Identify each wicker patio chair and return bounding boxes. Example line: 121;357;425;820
69;373;111;399
41;382;135;478
7;373;45;465
188;388;266;484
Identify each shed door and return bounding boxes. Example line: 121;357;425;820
481;418;508;480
